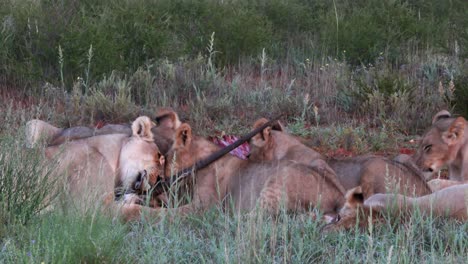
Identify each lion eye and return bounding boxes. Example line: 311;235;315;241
423;144;432;153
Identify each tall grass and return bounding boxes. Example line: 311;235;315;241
0;203;466;263
0;135;58;231
1;0;467;134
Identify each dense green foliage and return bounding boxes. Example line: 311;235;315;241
1;0;466;86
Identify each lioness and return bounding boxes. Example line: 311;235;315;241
248;118;430;199
414;110;468;182
119;123;345;222
25;108;181;155
43;116;165;209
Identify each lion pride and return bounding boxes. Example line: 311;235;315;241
248;118;431;199
118;122;345;222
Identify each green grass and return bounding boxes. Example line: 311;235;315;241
0;204;466;263
0;0;467;262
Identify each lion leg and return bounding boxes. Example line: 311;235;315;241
258;177;289;215
427;179;466;192
364;184;468;221
25;119;62;148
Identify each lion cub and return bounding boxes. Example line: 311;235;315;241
324;183;468;232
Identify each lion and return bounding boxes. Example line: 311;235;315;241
364;183;468;221
117;122;346;223
427;178;465;192
42;116;165;211
358;156;432;199
25;108;181;155
414;110;468;182
248;118;431;199
324;182;468;232
248;118;346;195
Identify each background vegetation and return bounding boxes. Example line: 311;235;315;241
0;0;467;262
0;0;467;134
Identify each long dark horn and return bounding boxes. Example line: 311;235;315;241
151;114;283;195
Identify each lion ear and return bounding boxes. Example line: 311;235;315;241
253;118;268;130
261;127;272;141
132;116;155;141
155;108;181;130
25;119;62;148
345;186;364;205
442;117;466;145
174;123;192;148
271;120;284;132
432;110;451;124
253;118;284;132
252;117;275;142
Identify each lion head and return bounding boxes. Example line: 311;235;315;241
248;118;283;161
339;186;365;218
117;116;165;194
323;186;384;232
414;110;467;180
164;123;219;177
248;117;323;162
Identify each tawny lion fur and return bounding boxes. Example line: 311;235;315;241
248;118;431;199
38;116;165;213
324;182;468;232
249;118;346;196
25;108;181;155
118;123;345;222
414;110;468;182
